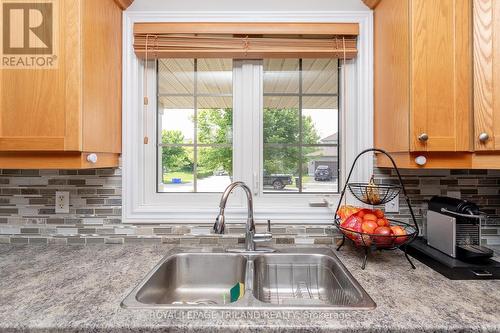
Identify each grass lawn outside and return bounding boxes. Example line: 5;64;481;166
302;175;313;184
163;172;193;184
162;169;214;184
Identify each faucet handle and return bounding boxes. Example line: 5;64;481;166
253;232;272;243
253;220;272;243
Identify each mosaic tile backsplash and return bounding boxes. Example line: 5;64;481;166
0;167;499;247
373;168;500;249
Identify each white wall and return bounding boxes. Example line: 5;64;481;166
127;0;370;12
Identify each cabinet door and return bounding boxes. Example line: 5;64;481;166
474;0;500;150
0;1;81;151
81;0;122;154
410;0;472;152
374;0;410;153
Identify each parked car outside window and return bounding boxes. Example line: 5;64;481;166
314;165;333;181
263;170;293;190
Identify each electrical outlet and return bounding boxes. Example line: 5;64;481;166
55;191;69;213
385;194;399;213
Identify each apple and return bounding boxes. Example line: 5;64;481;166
390;225;408;245
355;234;372;247
373;226;393;247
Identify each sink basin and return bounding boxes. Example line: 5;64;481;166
252;253;370;308
134;253;247;306
121;248;376;310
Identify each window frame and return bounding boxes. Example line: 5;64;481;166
122;11;374;224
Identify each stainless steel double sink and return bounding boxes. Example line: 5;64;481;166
121;247;376;310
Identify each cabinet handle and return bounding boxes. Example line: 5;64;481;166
418;133;429;142
86;153;98;164
478;132;489;143
415;155;427;166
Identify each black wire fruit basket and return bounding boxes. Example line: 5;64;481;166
334;148;419;270
347;182;401;205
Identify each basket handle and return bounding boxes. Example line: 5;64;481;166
334;148;420;236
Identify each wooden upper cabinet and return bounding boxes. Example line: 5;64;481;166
410;0;472;152
473;0;500;151
374;0;473;154
374;0;410;153
0;0;122;168
374;0;500;168
0;0;81;152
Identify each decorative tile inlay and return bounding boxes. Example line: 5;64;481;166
0;167;498;246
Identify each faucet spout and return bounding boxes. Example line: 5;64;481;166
213;181;258;251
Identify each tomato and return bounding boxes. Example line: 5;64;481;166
363;213;378;223
374;209;384;218
376;218;389;227
361;220;378;234
391;226;408;245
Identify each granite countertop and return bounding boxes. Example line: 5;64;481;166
0;244;499;333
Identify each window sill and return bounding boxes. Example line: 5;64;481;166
124;203;338;224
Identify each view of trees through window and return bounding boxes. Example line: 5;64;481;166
263;59;339;193
157;58;339;193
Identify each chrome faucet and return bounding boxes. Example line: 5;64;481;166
214;181;273;252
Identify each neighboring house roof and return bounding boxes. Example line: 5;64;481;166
321;132;338;144
305;132;338;158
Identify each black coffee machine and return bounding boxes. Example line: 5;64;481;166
406;196;500;280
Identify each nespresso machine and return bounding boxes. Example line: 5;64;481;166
406;196;500;279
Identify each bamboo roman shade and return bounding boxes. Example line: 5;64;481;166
133;22;359;59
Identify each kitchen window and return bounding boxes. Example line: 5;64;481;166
122;14;373;223
156;58;339;194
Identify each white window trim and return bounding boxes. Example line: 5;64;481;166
122;11;373;224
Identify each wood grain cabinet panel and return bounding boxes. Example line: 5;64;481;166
374;0;473;156
373;0;410;153
82;0;122;154
0;0;122;168
410;0;472;152
0;0;81;152
473;0;500;151
370;0;500;169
